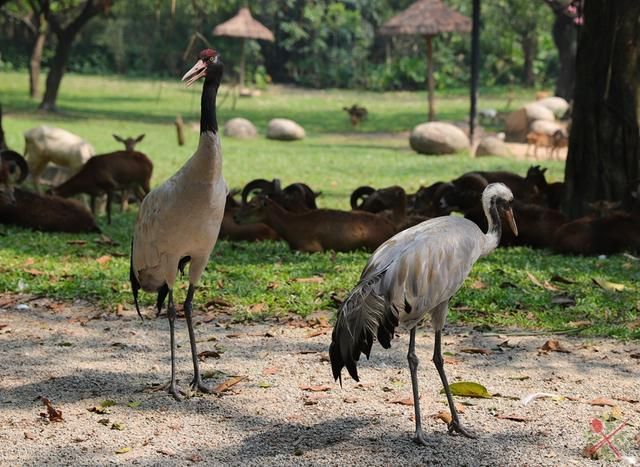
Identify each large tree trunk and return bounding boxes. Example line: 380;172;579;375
563;0;640;219
552;14;578;100
521;32;537;87
38;0;109;112
39;33;74;111
29;17;47;99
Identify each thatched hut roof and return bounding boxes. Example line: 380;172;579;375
212;7;274;41
379;0;471;37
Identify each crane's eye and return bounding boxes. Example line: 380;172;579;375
209;56;214;62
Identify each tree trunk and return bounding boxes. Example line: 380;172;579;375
552;14;578;100
38;0;109;112
521;32;537;87
39;33;74;111
29;17;47;99
563;0;640;219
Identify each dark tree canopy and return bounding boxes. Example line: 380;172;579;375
563;0;640;218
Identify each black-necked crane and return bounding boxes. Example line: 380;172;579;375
329;183;518;444
130;48;227;400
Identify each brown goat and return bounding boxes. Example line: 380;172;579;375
343;105;368;127
234;195;395;253
0;188;100;233
525;165;565;210
219;191;280;242
51;150;153;224
0;150;29;205
551;191;640;255
357;185;428;232
113;134;145;152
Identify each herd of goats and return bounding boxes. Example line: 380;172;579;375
0;107;638;258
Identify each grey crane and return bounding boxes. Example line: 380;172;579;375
130;48;227;400
329;183;518;444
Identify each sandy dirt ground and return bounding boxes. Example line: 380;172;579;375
0;293;638;466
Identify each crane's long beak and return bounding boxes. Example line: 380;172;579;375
181;59;207;87
504;208;518;236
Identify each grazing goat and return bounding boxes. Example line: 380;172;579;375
350;185;386;212
0;150;29;205
235;195;395;252
409;182;454;217
462;170;541;204
551;188;640;255
343;105;368;127
24;126;95;193
525;165;565;210
51;150;153;224
113;134;145;152
241;178;319;212
220;191;279;242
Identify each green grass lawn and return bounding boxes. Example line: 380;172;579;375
0;71;637;339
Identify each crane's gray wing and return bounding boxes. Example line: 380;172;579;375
329;216;485;382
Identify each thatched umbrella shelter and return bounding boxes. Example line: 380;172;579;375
212;7;274;87
379;0;471;121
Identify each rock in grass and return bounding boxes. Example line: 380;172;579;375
266;118;305;141
475;136;511;157
224;118;258;139
409;122;469;155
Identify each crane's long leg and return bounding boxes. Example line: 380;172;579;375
184;284;213;394
433;330;476;438
167;289;182;401
408;327;429;446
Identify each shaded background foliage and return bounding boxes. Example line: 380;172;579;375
0;0;557;91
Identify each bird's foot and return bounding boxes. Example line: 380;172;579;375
190;377;214;394
447;420;477;439
413;429;431;446
168;382;188;401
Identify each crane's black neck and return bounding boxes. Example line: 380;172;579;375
200;78;220;135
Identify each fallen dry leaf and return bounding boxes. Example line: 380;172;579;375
526;271;544;288
115;447;131;455
67;239;87;246
520;392;564;406
389;396;414;406
592;277;625;292
249;303;267;313
443;356;461;365
551;294;576;307
23;258;35;266
460;348;492;355
262;367;279;376
539;340;571;353
470;279;486;289
293;276;324;283
343;396;357;404
24;431;35;440
303;393;329;405
24;268;45;276
188;454;203;463
613;396;639;404
306;330;328;338
157;447;176;456
550;274;577;284
300;384;332;392
40;397;63;422
197;350;221;361
496;413;530;422
434;410;452;424
589;397;617;407
95;255;112;265
213;376;246;395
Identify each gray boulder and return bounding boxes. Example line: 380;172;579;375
409;122;469;155
223;118;258;139
475;136;512;157
266;118;305;141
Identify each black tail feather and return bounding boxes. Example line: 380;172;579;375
155;256;191;317
129;240;143;322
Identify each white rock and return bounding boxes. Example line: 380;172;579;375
266;118;305;141
223;118;258;139
475;136;512;157
536;96;570;118
409;122;469;155
530;119;567;136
